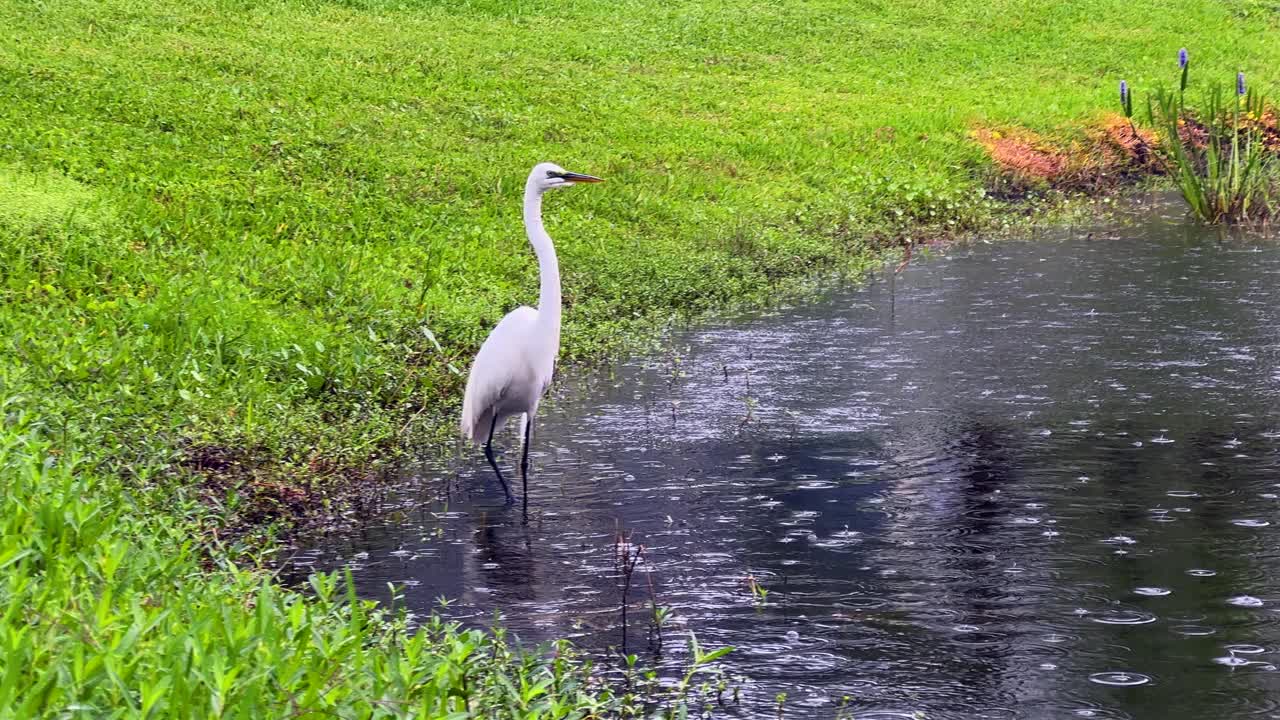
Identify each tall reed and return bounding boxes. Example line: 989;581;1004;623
1125;51;1277;224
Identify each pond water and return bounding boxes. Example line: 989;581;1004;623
287;198;1280;719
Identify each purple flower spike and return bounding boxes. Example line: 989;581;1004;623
1178;48;1188;69
1238;71;1247;96
1120;79;1129;103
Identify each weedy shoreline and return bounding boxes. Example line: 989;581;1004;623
208;207;1034;543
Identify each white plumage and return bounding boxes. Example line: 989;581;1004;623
460;305;549;443
459;162;603;514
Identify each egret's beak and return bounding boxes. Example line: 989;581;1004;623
555;171;604;184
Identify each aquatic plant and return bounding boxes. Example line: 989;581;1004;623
648;571;670;653
1132;51;1278;223
614;529;646;656
668;632;735;714
1180;48;1189;93
744;573;770;605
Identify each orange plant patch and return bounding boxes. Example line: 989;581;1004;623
1248;109;1280;154
972;127;1067;187
974;115;1163;194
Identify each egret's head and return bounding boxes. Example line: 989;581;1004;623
530;162;604;193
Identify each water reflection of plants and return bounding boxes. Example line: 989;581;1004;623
1122;49;1280;223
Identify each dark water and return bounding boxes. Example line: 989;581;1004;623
288;199;1280;719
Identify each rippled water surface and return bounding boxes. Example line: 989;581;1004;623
289;203;1280;718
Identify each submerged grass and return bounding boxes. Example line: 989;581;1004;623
3;0;1280;716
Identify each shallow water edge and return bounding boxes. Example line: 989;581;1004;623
287;197;1280;718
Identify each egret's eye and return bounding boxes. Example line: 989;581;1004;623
545;170;556;178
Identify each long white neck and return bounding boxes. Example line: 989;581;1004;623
523;180;561;337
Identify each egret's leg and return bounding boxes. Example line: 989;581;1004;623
520;413;533;519
484;414;513;502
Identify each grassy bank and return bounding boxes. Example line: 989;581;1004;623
3;0;1280;716
4;0;1278;506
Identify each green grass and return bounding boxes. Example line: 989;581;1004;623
4;0;1277;491
2;0;1280;716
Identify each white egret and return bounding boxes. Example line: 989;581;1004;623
460;162;603;515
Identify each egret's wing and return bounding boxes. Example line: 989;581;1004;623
460;306;538;442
